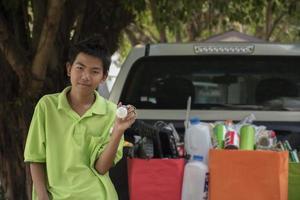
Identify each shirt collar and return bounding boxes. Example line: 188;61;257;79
58;86;107;116
58;86;72;111
92;91;107;115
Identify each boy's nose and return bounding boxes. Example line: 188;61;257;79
81;71;91;81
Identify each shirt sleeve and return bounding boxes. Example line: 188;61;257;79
90;120;124;169
24;99;46;163
93;133;124;165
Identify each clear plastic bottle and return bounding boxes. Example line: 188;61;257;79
116;106;128;119
181;155;209;200
141;137;154;158
256;130;277;150
184;117;211;164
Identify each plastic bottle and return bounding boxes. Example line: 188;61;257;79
224;120;239;149
116;106;128;119
256;130;277;150
240;124;255;150
213;123;226;149
184;117;211;164
181;155;209;200
141;137;154;158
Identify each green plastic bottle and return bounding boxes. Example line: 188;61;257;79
240;124;255;150
213;123;226;149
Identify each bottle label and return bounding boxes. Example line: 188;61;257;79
203;172;209;200
225;130;239;149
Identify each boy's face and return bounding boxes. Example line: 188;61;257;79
66;52;107;95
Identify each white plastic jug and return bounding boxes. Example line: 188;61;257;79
181;155;209;200
184;117;211;164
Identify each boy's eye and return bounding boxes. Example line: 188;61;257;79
93;71;100;74
75;64;83;70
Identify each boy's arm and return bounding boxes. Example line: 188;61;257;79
94;128;123;175
94;105;136;175
30;163;49;200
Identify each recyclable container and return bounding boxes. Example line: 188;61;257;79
185;117;211;164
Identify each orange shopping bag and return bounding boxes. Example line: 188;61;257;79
209;149;288;200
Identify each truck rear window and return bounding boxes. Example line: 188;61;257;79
120;55;300;110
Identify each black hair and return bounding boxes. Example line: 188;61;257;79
68;35;111;75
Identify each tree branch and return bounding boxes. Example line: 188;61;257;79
267;13;285;40
148;0;167;42
62;0;87;43
22;0;31;50
265;0;273;40
30;0;64;95
266;0;298;40
186;22;197;42
124;28;139;46
44;0;86;92
0;14;30;91
139;24;160;42
32;0;47;52
186;10;204;42
125;23;158;45
175;28;182;42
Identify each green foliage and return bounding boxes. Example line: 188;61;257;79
118;0;300;60
121;0;147;20
122;0;300;44
119;32;132;63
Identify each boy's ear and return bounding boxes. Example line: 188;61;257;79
66;62;71;76
101;73;108;83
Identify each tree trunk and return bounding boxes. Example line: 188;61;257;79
0;1;136;199
30;0;64;96
0;52;31;199
265;0;273;41
0;103;32;200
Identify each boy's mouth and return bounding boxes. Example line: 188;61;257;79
78;83;91;87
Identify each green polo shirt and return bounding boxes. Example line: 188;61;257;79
24;86;123;200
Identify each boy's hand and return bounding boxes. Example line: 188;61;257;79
113;103;137;134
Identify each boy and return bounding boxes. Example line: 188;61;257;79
24;36;136;200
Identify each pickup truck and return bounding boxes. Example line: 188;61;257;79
110;43;300;140
109;42;300;199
